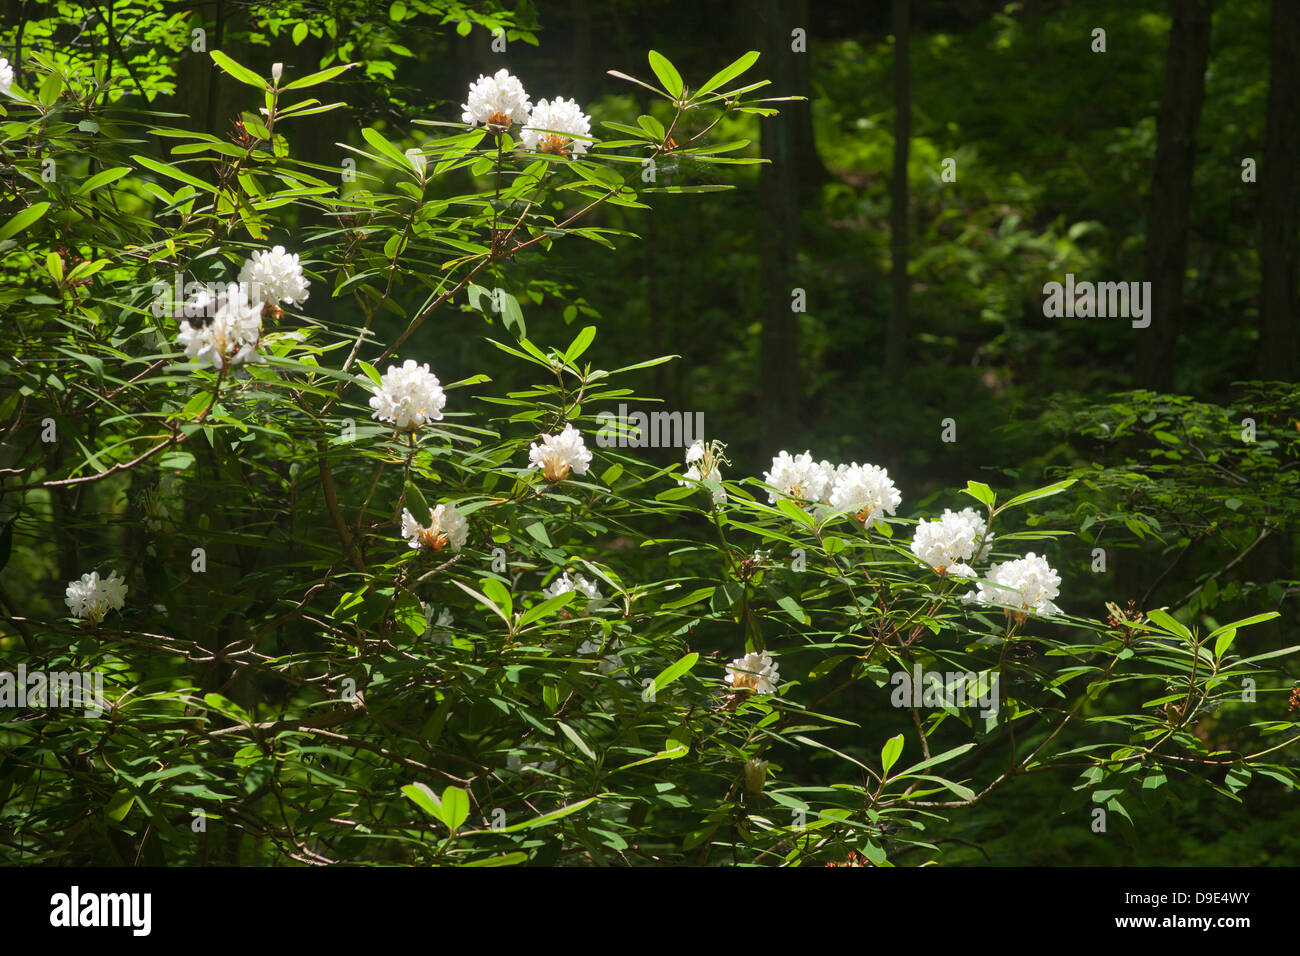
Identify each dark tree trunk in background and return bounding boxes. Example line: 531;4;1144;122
569;0;593;104
1258;0;1300;380
755;0;822;451
885;0;911;381
1137;0;1212;391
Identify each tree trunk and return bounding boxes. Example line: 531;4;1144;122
1137;0;1212;391
885;0;911;381
755;0;818;450
1258;0;1300;380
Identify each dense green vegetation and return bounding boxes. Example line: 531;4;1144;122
0;0;1296;865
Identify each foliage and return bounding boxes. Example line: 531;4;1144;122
1;2;1296;867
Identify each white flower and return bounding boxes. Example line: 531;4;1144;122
271;62;284;84
578;636;625;674
400;502;468;553
816;461;847;505
369;360;446;431
743;757;769;794
521;96;592;156
238;246;310;306
910;507;992;574
528;424;591;482
0;58;12;96
763;450;830;504
428;606;455;645
828;462;902;528
507;746;559;775
725;651;780;695
970;552;1062;618
462;68;532;130
176;284;264;369
680;439;728;506
65;570;127;623
543;571;606;610
140;473;181;532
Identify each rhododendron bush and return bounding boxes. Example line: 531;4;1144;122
1;37;1296;867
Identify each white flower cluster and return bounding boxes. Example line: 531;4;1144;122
176;283;265;370
0;58;13;96
543;571;606;610
968;552;1062;618
400;502;468;553
827;462;903;528
238;245;310;307
460;70;592;157
578;636;626;675
65;570;127;623
528;424;591;483
764;451;901;527
428;606;455;645
369;359;446;431
910;507;991;576
521;96;592;157
725;651;780;695
462;68;533;130
763;450;832;504
680;439;728;506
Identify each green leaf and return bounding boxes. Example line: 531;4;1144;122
1208;611;1279;643
401;782;442;819
441;786;470;831
460;852;528;867
283;63;357;91
480;577;513;619
647;50;684;98
1225;766;1252;795
775;497;813;527
696;51;760;97
0;202;51;241
495;796;599;832
105;791;135;823
1001;478;1076;510
881;733;904;777
652;652;699;693
616;746;690;770
557;721;597;761
448;579;511;626
1147;608;1192;641
361;127;411;166
132;154;213;193
776;594;809;625
660;587;715;610
907;773;976;801
896;743;976;777
565;326;597;363
962;481;996;508
517;590;576;627
210;50;268;89
76;166;132;196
